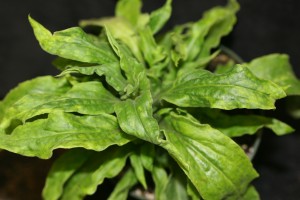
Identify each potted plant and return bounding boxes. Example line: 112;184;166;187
0;0;299;199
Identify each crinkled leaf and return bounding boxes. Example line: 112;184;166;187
115;87;161;144
0;76;69;121
160;111;258;200
0;112;131;158
43;149;94;200
139;27;166;65
80;17;143;62
199;0;239;57
162;65;286;110
115;0;142;26
59;62;127;92
60;145;131;200
149;0;172;34
29;16;118;64
106;28;145;96
197;109;294;137
108;168;138;200
241;186;260;200
1;81;118;129
130;152;147;189
247;54;300;95
175;0;238;63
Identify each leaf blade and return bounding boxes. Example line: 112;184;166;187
160;111;258;200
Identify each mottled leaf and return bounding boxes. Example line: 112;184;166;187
197;109;294;137
247;54;300;95
162;65;286;110
160;111;258;200
29;16;118;64
59;62;127;92
115;87;161;144
0;112;131;158
0;76;69;121
1;81;118;129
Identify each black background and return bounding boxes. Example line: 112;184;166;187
0;0;300;199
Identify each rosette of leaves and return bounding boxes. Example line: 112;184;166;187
0;0;299;199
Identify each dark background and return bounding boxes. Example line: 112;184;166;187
0;0;299;199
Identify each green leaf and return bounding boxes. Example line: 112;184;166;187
115;0;142;26
59;62;127;92
162;65;286;110
159;111;258;200
175;0;238;63
115;87;161;144
29;16;118;64
197;109;294;137
108;168;138;200
247;54;300;95
140;143;155;172
105;28;145;96
241;185;260;200
60;145;131;200
0;76;69;121
80;17;143;62
149;0;172;34
43;149;94;200
139;27;166;67
187;180;202;200
165;169;189;200
1;81;118;128
130;152;147;189
199;0;239;57
0;112;131;158
152;165;169;200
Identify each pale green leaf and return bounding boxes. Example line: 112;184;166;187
162;65;286;110
140;143;155;172
130;152;147;189
160;111;258;200
152;165;169;200
115;0;142;26
1;81;118;129
247;54;300;95
187;180;202;200
59;62;127;92
0;76;69;121
105;28;145;96
29;16;118;64
241;185;260;200
149;0;172;34
197;109;294;137
80;17;143;62
60;145;131;200
43;149;94;200
199;0;239;57
165;170;189;200
0;112;131;158
115;87;161;144
108;168;138;200
139;27;166;67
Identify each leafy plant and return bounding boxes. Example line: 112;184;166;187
0;0;299;199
